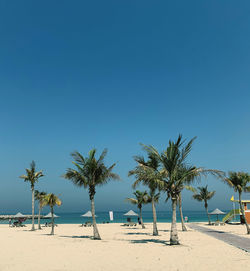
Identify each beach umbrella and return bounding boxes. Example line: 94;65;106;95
44;212;59;218
123;210;138;216
13;212;25;218
209;208;225;221
81;211;97;217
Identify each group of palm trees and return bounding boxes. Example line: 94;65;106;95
19;134;250;243
20;161;61;235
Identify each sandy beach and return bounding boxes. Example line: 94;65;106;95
0;222;249;271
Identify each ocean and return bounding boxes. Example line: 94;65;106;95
0;210;236;224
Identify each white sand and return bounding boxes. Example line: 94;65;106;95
0;223;249;271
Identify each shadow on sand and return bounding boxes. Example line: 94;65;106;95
60;235;93;239
125;232;152;236
129;238;169;245
158;229;170;233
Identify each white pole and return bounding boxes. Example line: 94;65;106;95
109;211;113;221
233;197;235;222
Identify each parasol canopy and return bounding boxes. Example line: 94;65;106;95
123;210;138;216
44;212;59;218
81;211;97;217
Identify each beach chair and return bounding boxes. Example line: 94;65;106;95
48;222;58;227
214;221;225;226
128;222;137;226
83;221;92;227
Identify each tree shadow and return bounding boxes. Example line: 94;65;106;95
158;229;170;232
125;232;152;236
60;235;93;239
130;238;170;246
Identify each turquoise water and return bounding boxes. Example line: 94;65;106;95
1;210;235;224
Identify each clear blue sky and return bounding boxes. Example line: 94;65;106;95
1;0;250;214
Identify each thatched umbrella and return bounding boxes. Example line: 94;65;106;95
44;212;59;218
123;210;138;223
13;212;25;218
81;211;97;217
123;210;138;216
209;208;225;221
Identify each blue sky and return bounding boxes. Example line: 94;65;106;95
0;0;250;214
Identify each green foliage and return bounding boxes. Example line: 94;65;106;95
63;149;120;199
19;161;44;188
35;190;47;206
224;172;250;193
141;135;224;199
192;185;215;203
129;151;164;199
126;190;149;209
42;193;62;208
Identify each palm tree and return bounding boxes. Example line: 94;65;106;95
147;191;160;234
126;190;149;229
224;172;250;234
177;192;187;231
192;186;215;225
41;193;62;235
63;149;119;240
143;135;224;245
176;165;206;232
19;161;44;231
35;190;47;230
128;153;163;235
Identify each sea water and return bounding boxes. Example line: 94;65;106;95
0;210;233;224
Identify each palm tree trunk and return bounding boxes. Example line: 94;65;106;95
178;193;187;231
31;186;35;231
152;198;158;236
38;204;41;230
205;202;211;225
51;206;54;235
239;192;250;234
91;197;101;240
170;197;180;245
139;207;145;229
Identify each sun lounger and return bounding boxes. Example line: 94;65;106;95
122;222;137;226
213;221;225;226
44;222;58;227
80;221;92;227
11;221;26;227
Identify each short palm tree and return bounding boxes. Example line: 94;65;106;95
143;135;224;245
129;153;163;235
41;193;62;235
224;172;250;234
19;161;44;231
126;190;149;229
63;149;120;240
35;190;47;229
192;186;215;225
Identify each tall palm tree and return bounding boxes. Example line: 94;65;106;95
126;190;149;229
19;161;44;231
41;193;62;235
128;153;163;235
143;135;224;245
63;149;119;240
192;186;215;225
224;172;250;234
35;190;47;230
